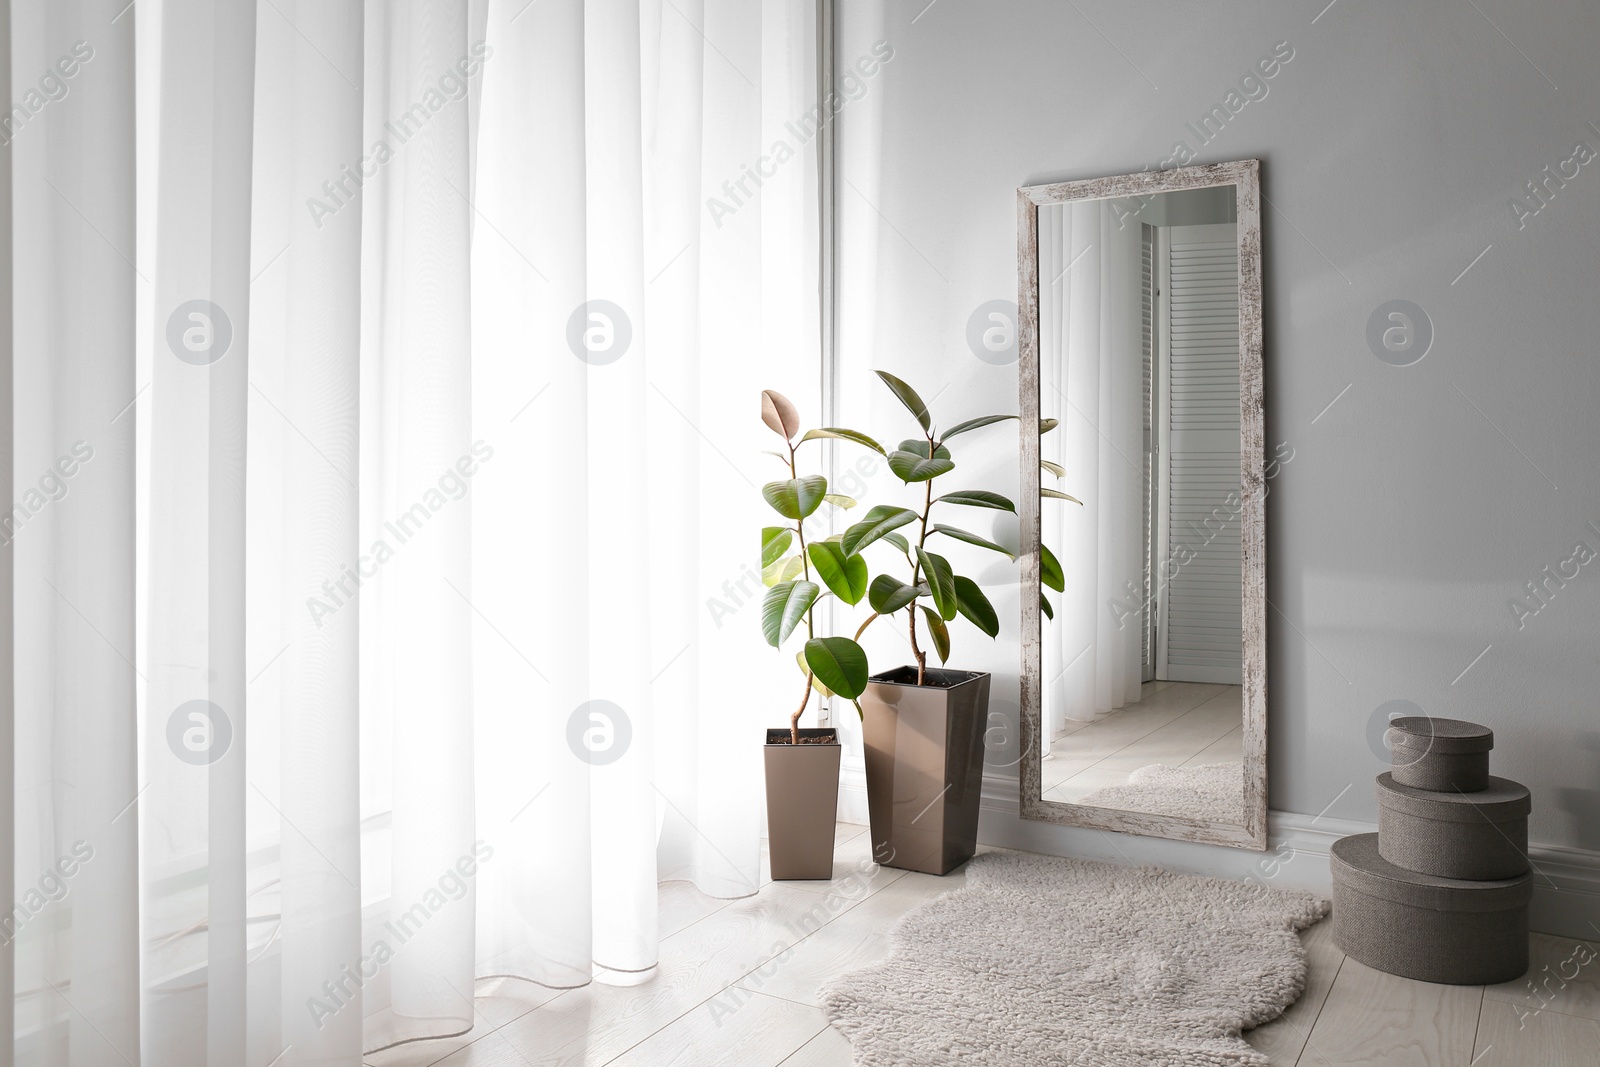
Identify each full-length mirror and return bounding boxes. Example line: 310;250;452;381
1017;160;1266;849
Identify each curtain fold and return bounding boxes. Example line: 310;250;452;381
9;0;814;1060
249;1;366;1062
11;2;139;1064
468;0;596;995
1042;201;1144;738
581;0;658;982
142;0;257;1062
360;0;480;1048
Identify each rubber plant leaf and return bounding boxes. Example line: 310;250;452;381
1041;544;1065;593
761;527;793;568
939;414;1016;444
807;541;869;606
916;548;958;621
935;490;1015;513
954;576;1000;638
841;505;918;556
799;427;887;455
931;524;1014;560
920;606;951;663
761;580;819;647
874;370;931;432
803;636;869;700
762;475;828;520
761;389;801;440
868;574;921;614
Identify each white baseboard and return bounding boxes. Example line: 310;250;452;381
839;768;870;826
935;776;1600;941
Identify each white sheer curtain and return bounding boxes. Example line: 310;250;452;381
8;0;809;1062
11;2;140;1063
1041;201;1145;739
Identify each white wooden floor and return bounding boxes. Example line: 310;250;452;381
1044;680;1243;804
367;823;1600;1067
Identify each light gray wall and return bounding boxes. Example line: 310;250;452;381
834;0;1600;855
1140;186;1236;227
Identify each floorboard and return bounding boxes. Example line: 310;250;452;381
1301;957;1482;1066
1243;920;1344;1066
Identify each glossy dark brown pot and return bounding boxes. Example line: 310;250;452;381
763;728;840;880
861;666;990;876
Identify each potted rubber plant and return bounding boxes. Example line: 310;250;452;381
759;389;873;879
829;371;1074;875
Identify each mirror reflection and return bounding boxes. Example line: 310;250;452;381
1037;187;1245;824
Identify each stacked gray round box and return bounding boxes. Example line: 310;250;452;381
1330;716;1531;984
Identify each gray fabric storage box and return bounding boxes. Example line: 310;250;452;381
1376;772;1530;880
1388;716;1492;792
1331;833;1529;985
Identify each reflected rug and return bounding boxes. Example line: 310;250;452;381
1077;761;1245;824
821;850;1327;1066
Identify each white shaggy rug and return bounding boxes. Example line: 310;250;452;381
1077;761;1245;824
821;851;1327;1066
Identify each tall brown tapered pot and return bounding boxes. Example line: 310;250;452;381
763;728;841;880
861;666;990;876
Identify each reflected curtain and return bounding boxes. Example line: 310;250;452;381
1040;202;1144;739
8;0;811;1062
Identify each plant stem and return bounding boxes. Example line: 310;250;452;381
905;437;936;686
908;608;925;684
791;671;813;746
787;442;814;642
786;441;816;742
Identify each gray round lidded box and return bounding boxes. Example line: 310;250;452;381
1388;716;1493;792
1331;833;1530;985
1376;772;1530;881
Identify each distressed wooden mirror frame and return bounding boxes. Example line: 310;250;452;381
1016;159;1267;850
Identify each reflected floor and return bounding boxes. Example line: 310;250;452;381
1043;681;1242;806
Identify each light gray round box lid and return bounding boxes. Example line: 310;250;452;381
1331;833;1531;911
1375;772;1530;823
1387;716;1493;754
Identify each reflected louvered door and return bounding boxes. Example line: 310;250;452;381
1155;223;1243;684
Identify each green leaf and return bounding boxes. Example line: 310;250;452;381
798;650;834;697
920;606;951;664
953;576;999;638
762;450;789;462
762;475;828;520
939;414;1016;443
800;427;887;456
917;548;958;621
1040;418;1059;434
807;542;869;606
935;490;1015;513
882;532;911;554
1040;544;1065;593
761;390;801;440
896;439;948;460
841;505;918;556
874;370;931;431
761;527;793;567
931;524;1014;560
761;554;803;587
1042;488;1082;504
761;580;819;647
1040;594;1054;621
823;493;857;509
868;575;922;614
1041;459;1065;478
887;440;955;483
803;636;870;700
